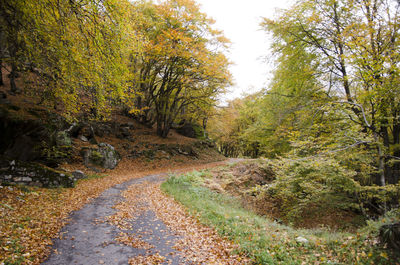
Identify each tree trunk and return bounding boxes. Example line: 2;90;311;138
0;60;3;86
156;112;171;138
202;117;208;138
386;124;400;184
375;133;386;186
156;120;171;138
9;62;19;94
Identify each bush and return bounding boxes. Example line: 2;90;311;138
266;157;360;224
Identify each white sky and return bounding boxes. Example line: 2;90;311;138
195;0;293;100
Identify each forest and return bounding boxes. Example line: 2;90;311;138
0;0;399;264
0;0;231;138
208;0;400;226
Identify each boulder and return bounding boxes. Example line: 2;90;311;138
177;145;198;157
46;111;69;131
79;124;95;138
117;126;131;139
97;143;121;169
79;135;88;142
295;236;309;244
176;122;204;139
0;106;51;162
89;136;98;145
0;156;74;188
65;123;81;137
121;122;135;130
4;134;41;162
92;122;112;137
71;170;87;180
81;143;121;170
55;131;72;147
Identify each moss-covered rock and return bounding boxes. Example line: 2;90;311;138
55;131;72;147
0;156;74;188
81;143;121;170
176;122;205;139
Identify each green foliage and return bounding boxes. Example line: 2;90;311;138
192;123;206;139
357;185;400;215
261;0;400;185
89;151;103;164
40;141;72;161
267;157;360;222
166;171;204;186
0;0;140;120
162;171;396;264
208;0;400;230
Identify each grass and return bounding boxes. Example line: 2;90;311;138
161;171;397;265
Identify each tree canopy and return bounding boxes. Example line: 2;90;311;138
0;0;141;119
0;0;231;129
131;0;231;137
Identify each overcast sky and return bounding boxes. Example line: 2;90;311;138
195;0;293;100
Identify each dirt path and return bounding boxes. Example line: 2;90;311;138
42;160;246;265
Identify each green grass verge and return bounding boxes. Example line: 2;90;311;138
161;171;396;265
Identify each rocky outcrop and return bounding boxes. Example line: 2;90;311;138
67;123;98;144
81;143;121;171
70;121;135;142
0;156;74;188
194;139;216;149
175;122;204;139
0;106;50;162
71;170;87;180
127;143;199;159
55;131;72;147
0;105;74;166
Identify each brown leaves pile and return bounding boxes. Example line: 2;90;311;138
115;232;154;250
129;253;167;265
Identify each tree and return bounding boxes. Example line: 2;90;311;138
262;0;400;185
0;0;140;120
131;0;231;138
0;0;27;93
208;99;243;157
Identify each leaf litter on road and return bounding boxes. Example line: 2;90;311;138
0;159;229;265
112;179;250;264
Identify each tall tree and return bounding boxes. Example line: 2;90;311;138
132;0;231;138
262;0;400;185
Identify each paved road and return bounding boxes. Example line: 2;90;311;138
42;173;186;265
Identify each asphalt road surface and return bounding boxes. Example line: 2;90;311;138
42;173;186;265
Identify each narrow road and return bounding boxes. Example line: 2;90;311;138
42;159;246;265
42;173;185;265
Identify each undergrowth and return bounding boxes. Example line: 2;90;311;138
161;171;398;265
